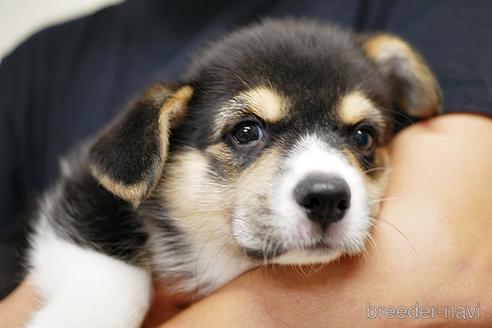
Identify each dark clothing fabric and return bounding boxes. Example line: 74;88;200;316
0;0;491;296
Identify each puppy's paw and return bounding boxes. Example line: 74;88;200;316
28;233;152;328
27;294;150;328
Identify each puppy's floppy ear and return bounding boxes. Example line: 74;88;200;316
358;33;442;118
89;82;193;207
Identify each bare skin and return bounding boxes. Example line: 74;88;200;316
0;277;39;327
1;113;492;327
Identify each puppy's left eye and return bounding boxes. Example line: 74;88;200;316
353;125;377;154
231;120;265;145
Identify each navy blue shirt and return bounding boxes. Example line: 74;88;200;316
0;0;491;295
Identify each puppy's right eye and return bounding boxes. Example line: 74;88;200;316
230;120;264;145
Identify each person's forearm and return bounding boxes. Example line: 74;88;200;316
160;113;492;327
0;277;39;327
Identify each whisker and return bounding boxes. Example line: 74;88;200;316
293;264;303;278
362;166;392;175
297;264;308;278
366;231;377;250
369;196;412;205
360;247;370;265
372;216;418;255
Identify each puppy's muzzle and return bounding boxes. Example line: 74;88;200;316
294;173;351;230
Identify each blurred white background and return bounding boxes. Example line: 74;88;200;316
0;0;123;60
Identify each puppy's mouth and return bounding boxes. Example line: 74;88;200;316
305;241;334;252
239;216;351;263
243;239;335;262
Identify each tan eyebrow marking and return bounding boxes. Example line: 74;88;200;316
337;91;381;125
235;86;286;123
211;86;287;141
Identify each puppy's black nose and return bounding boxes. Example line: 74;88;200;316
294;174;351;229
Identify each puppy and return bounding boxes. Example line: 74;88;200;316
27;19;441;327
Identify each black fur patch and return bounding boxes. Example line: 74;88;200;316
46;151;148;263
89;100;163;186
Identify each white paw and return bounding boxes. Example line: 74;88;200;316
28;231;152;328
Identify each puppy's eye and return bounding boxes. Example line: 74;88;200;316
231;120;264;145
353;125;377;154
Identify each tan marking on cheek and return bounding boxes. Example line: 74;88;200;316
237;148;280;187
158;148;233;244
205;143;241;179
206;143;234;165
237;86;287;123
234;147;282;217
342;147;388;215
342;144;389;215
341;148;362;171
361;147;390;214
337;91;380;126
373;147;389;173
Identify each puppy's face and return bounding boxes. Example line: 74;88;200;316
89;20;441;271
166;86;389;264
